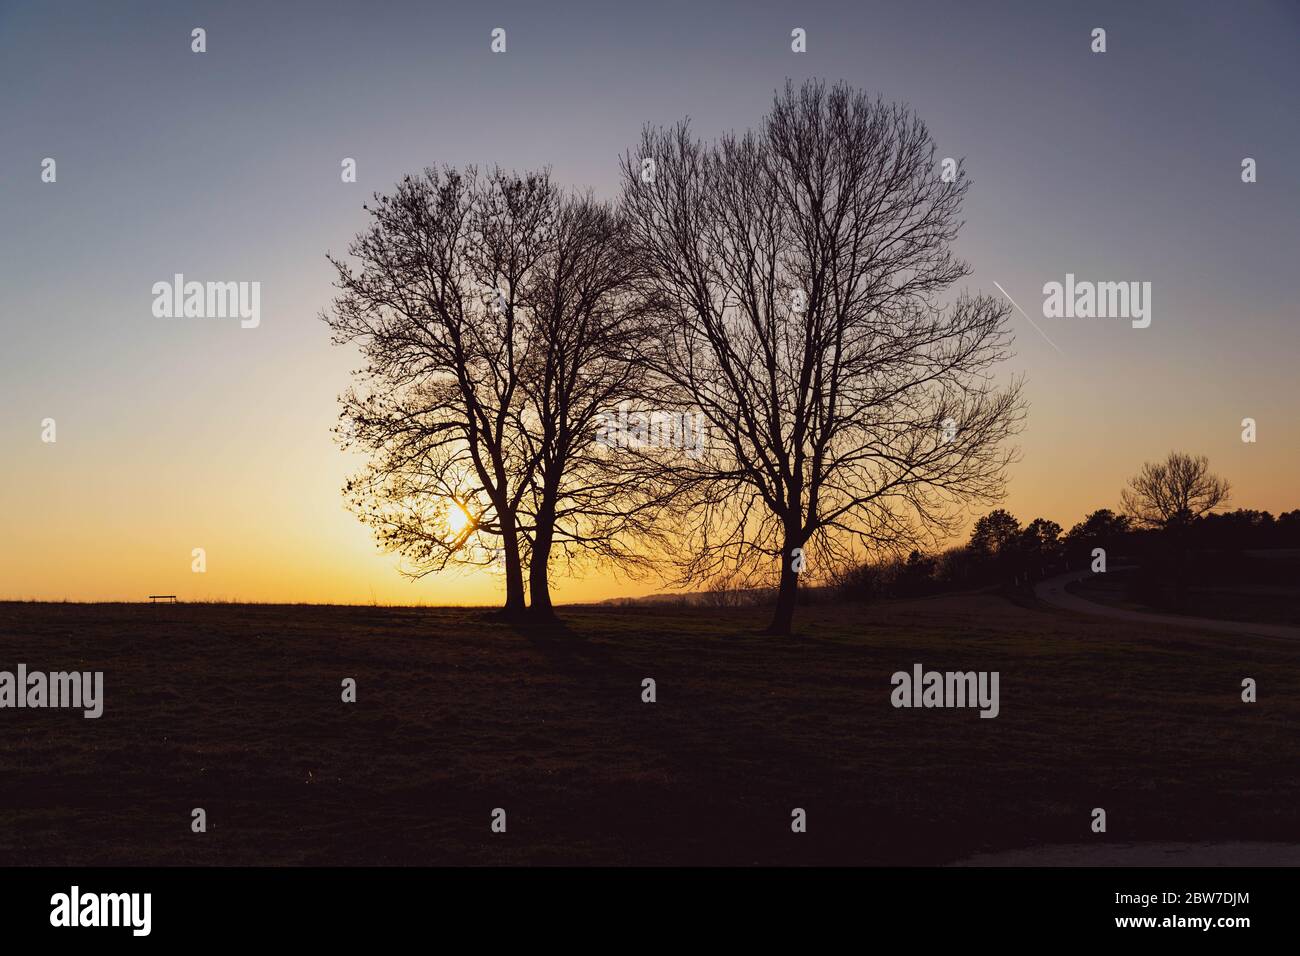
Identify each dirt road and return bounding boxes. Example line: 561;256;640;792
1034;570;1300;639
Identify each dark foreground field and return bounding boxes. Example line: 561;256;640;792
1;594;1297;866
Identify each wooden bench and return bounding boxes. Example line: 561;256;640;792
148;595;178;604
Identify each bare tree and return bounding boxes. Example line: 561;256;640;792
325;169;665;619
620;80;1025;634
516;196;668;617
1121;452;1230;530
324;167;554;615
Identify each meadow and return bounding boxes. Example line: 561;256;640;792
0;593;1296;865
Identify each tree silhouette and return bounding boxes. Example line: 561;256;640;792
621;80;1024;634
1121;452;1230;530
325;167;544;614
325;168;662;617
1017;518;1062;580
1121;452;1231;610
1063;508;1131;566
1065;508;1131;543
516;196;667;617
969;509;1021;556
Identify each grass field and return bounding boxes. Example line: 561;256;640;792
1;593;1297;866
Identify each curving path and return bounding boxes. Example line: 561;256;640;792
1034;569;1300;639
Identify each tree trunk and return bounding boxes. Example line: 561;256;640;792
528;521;555;620
500;513;526;616
767;540;800;635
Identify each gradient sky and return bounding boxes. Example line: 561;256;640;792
2;0;1297;603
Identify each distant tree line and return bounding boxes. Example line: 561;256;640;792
832;451;1297;605
833;506;1300;602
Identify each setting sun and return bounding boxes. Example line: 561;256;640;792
446;502;470;536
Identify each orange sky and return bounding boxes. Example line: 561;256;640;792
3;354;1295;605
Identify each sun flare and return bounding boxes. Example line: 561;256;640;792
446;502;470;536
